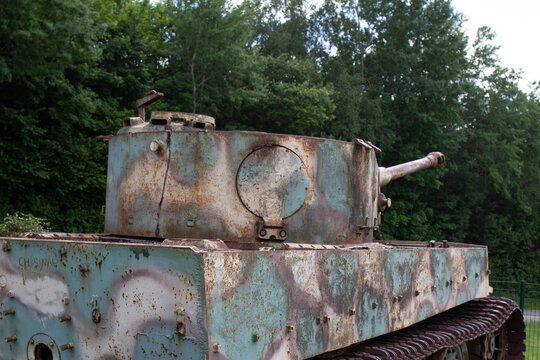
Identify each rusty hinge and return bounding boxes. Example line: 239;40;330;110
257;221;287;241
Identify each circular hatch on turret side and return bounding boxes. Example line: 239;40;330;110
236;145;308;225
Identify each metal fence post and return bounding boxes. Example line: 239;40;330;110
519;280;525;312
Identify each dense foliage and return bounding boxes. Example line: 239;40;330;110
0;0;538;280
0;213;49;236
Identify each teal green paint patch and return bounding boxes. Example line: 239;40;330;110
465;249;485;299
169;132;218;186
130;246;150;259
0;301;79;359
456;285;469;305
296;308;324;357
358;290;388;340
105;131;170;236
133;325;205;360
206;256;288;360
323;252;357;304
104;135;126;229
431;250;451;306
236;145;308;219
384;250;417;296
228;132;258;165
317;142;353;215
2;239;208;360
281;168;309;218
416;301;435;322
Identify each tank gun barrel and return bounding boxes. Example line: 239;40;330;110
379;152;446;187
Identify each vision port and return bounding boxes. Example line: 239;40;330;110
34;343;53;360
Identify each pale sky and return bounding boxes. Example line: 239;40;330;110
452;0;540;91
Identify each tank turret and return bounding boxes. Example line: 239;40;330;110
104;92;446;245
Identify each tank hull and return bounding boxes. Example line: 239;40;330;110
0;236;490;359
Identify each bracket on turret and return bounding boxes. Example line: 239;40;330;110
136;90;164;121
256;221;287;241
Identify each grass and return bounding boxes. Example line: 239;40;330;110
490;284;540;311
524;299;540;311
525;321;539;360
488;281;540;358
490;293;540;311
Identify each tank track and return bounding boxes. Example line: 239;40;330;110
319;297;525;360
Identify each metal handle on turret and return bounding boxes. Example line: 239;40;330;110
136;90;164;121
379;152;446;187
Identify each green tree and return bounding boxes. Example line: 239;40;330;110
254;0;311;58
0;213;49;236
155;0;255;117
313;0;468;240
0;0;108;232
443;27;540;280
90;0;169;110
224;54;336;137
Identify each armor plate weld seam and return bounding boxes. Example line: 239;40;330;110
155;131;171;237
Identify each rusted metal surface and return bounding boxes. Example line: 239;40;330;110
149;111;216;130
20;232;101;240
136;90;164;120
325;297;525;360
97;134;114;142
0;236;208;359
104;99;445;245
104;128;382;244
0;236;491;359
104;93;447;245
379;152;446;187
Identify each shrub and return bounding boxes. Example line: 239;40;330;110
0;213;49;236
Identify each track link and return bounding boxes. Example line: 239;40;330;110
318;297;526;360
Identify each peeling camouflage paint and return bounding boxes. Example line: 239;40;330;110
0;236;490;359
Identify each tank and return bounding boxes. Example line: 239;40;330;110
0;91;525;360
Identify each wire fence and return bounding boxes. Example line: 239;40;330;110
491;280;540;360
